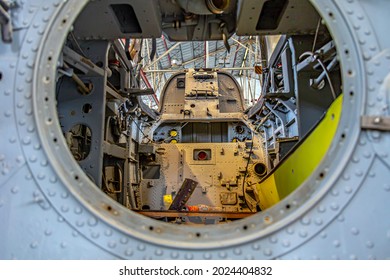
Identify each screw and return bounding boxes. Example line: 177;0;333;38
373;117;381;124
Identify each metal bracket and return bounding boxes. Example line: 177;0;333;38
63;46;105;77
361;116;390;131
169;179;198;211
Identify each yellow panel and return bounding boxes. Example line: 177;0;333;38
256;95;343;209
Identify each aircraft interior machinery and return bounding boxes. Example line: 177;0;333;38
0;0;389;259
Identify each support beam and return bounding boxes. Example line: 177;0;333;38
231;37;255;54
145;42;181;69
161;35;172;66
144;67;255;73
205;41;209;68
140;69;159;105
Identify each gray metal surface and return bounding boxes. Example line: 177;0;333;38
236;0;321;36
73;0;162;40
0;0;389;259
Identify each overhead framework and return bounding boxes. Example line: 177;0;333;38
139;35;267;108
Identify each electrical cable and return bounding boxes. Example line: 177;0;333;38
315;57;337;100
312;18;321;53
70;31;88;58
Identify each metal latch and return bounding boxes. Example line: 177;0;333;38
361;116;390;131
0;0;13;43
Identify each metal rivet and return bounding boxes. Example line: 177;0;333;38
30;242;38;249
366;241;374;249
363;151;372;158
301;217;311;225
351;227;360;235
2;167;9;175
263;249;272;256
22;136;31;145
88;218;98;227
373;117;381;124
286;227;295;234
343;174;350;181
27;125;35;133
16;156;24;163
371;131;380;139
299;230;308;238
137;244;146;251
48;191;56;197
317;206;326;213
29;155;37;163
331;203;339;211
269;237;278;243
11;186;19;194
315;218;323;226
18;119;26;126
352;156;359;163
125;249;134;257
76;221;84;227
355;170;363;177
233;248;242;255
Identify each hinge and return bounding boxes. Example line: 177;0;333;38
361;116;390;131
0;0;13;43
